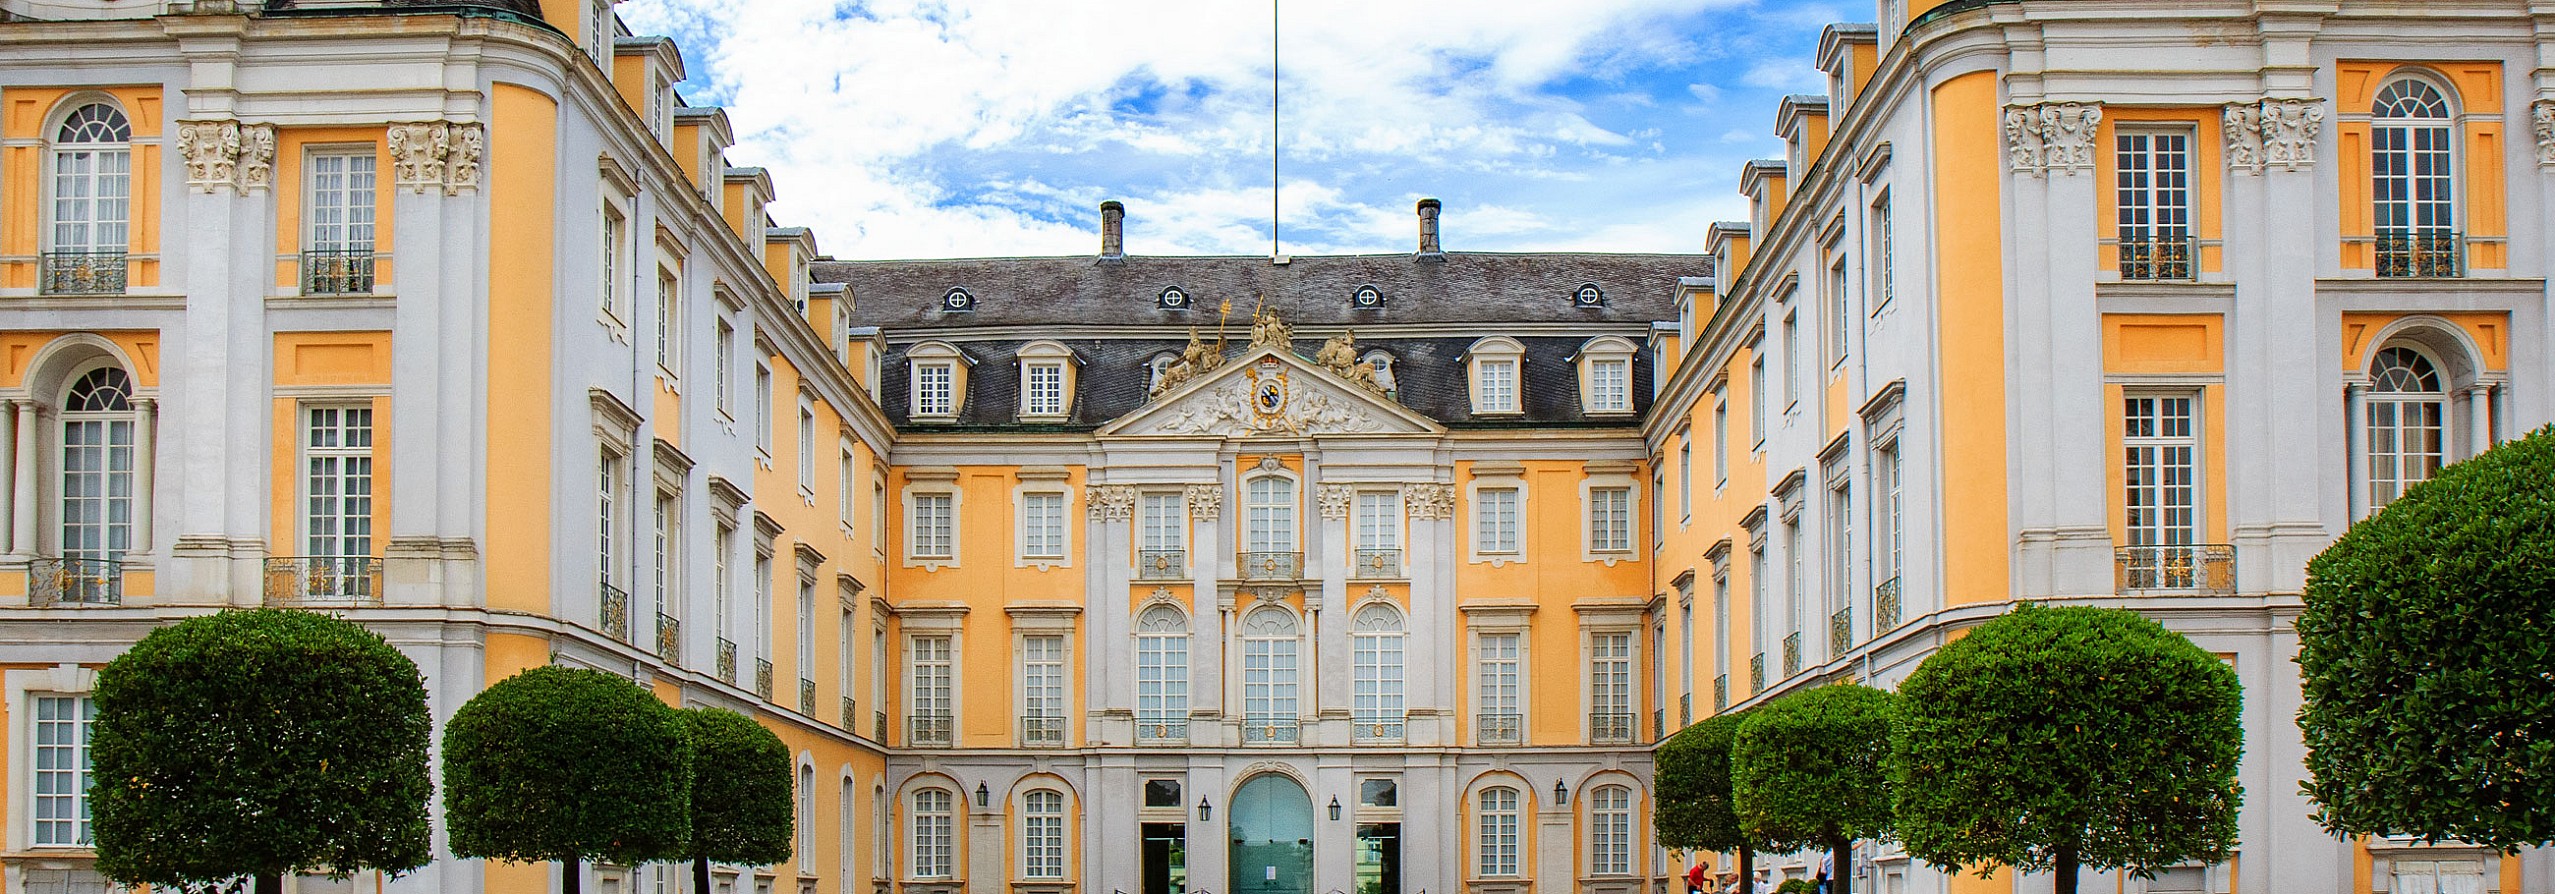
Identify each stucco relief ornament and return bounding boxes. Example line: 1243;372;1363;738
2258;99;2323;171
445;123;484;194
237;124;276;191
177;120;240;191
1317;484;1355;520
1185;484;1223;521
2223;103;2266;172
1404;483;1455;520
387;122;450;193
2002;106;2043;172
2002;102;2100;174
2532;100;2555;167
1087;485;1138;522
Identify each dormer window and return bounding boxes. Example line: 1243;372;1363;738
941;287;976;313
1159;287;1191;310
1359;351;1398;394
907;341;966;421
1352;285;1384;310
1577;336;1639;416
1573;284;1606;309
1148;353;1179;392
1466;337;1526;416
1015;340;1076;421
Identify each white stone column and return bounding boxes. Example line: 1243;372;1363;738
0;399;14;555
2465;384;2494;458
131;397;155;553
2343;383;2367;522
11;400;38;558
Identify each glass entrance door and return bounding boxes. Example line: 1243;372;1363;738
1354;823;1400;894
1142;822;1187;894
1228;775;1313;894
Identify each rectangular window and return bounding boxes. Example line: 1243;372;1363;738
2124;394;2198;549
1828;482;1854;637
2116;130;2194;280
305;152;376;252
1241;628;1300;727
1786;520;1805;647
910;493;954;560
1713;392;1729;487
1477;359;1518;413
1589;358;1630;412
303;405;374;564
713;522;734;642
1589;486;1631;552
754;364;774;453
1870;192;1895;310
1651;467;1665;549
909;634;953;722
656;269;681;372
1713;574;1731;686
1245;476;1297;553
797;403;815;491
1589;786;1633;875
32;695;95;847
597;450;621;587
1352;619;1404;735
1876;445;1903;583
1475;487;1520;554
1749;545;1767;658
1141;492;1186;552
713;319;735;415
1590;631;1632;719
1476;788;1520;876
1829;257;1852;366
600;206;624;318
754;553;773;664
1021;492;1065;559
1677;440;1692;520
1477;632;1521;720
912;363;953;417
874;477;889;554
797;576;815;686
653;493;676;618
1136;622;1188;729
1021;635;1066;722
1749;351;1767;448
838;447;855;528
1782;310;1800;407
1023;363;1065;416
1021;791;1066;878
1355;491;1400;552
911;789;954;877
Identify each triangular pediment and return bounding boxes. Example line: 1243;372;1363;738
1098;346;1443;438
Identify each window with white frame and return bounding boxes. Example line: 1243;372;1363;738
1590;632;1632;731
49;102;132;260
1240;606;1301;738
873;475;889;554
1827;480;1854;639
909;492;954;561
303;404;374;567
754;364;774;454
838;445;855;528
1677;438;1692;520
1476;786;1522;876
1713;390;1729;487
912;362;953;417
32;693;96;846
1020;634;1066;743
873;784;892;879
1870;192;1894;310
597;449;622;589
1021;789;1066;878
1589;784;1633;875
1352;602;1406;739
1828;256;1852;366
796;764;815;871
1875;444;1902;585
1475;486;1520;555
1469;337;1525;414
910;788;954;877
2124;393;2199;550
657;268;682;374
2372;76;2458;276
1651;467;1665;549
1713;573;1731;691
1020;491;1065;561
713;522;735;644
1749;543;1767;660
1782;308;1801;408
1244;475;1296;553
1678;594;1693;714
713;319;736;415
654;492;678;622
1649;617;1666;727
58;367;135;566
2367;346;2445;508
908;635;953;729
1478;632;1522;739
754;552;773;666
1589;486;1631;553
1355;490;1400;556
1749;349;1767;448
600;204;626;320
1785;518;1805;655
797;399;816;492
1580;336;1637;415
796;574;816;687
304;149;376;293
2116;129;2194;280
1135;605;1189;738
1022;361;1066;418
1141;492;1185;555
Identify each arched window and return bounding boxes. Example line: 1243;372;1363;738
1240;606;1301;744
796;764;816;870
47;103;131;295
59;367;134;569
1360;350;1398;394
1244;474;1296;555
839;778;857;883
2368;345;2446;508
1135;605;1190;741
1351;603;1405;741
1587;785;1633;875
873;782;893;879
1020;789;1066;879
2372;77;2458;276
910;788;955;878
1147;353;1179;394
1476;786;1522;877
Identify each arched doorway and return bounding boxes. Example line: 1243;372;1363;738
1229;774;1313;894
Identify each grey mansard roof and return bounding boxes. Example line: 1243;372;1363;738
814;251;1707;329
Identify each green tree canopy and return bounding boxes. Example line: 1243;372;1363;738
2299;425;2555;850
682;707;794;866
90;609;433;894
1892;603;2242;894
444;665;693;879
1656;711;1749;853
1733;683;1897;894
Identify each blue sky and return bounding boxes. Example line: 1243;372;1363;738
617;0;1854;259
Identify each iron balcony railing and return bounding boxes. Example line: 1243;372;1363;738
1713;674;1729;712
715;637;738;684
261;556;381;605
655;613;680;664
874;710;888;742
1781;632;1802;677
29;557;120;607
1237;551;1303;581
598;582;630;643
1137;548;1186;580
1678;693;1690;727
1875;576;1903;632
2116;233;2196;281
1242;717;1300;745
1652;708;1665;743
2376;229;2463;278
1831;606;1855;656
1352;548;1403;579
1020;715;1067;747
842;696;858;731
1476;712;1523;746
1136;717;1189;744
910;712;954;747
300;248;376;295
1589;712;1636;745
1351;715;1405;742
753;658;774;700
39;250;124;295
1749;652;1767;693
2116;544;2236;594
799;678;816;715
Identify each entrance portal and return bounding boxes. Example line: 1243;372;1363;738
1228;775;1314;894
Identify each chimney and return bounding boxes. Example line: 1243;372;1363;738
1416;198;1444;261
1099;200;1126;262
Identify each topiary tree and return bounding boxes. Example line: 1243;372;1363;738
445;665;692;894
1732;684;1896;894
90;608;433;894
681;707;795;894
1892;603;2242;894
1656;711;1763;892
2299;425;2555;850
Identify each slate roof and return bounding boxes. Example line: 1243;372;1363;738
815;251;1709;329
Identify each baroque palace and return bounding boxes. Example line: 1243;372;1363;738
0;0;2552;894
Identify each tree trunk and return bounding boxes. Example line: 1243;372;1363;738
1737;844;1754;894
695;856;712;894
2054;844;2079;894
563;856;581;894
1830;836;1851;894
256;873;282;894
